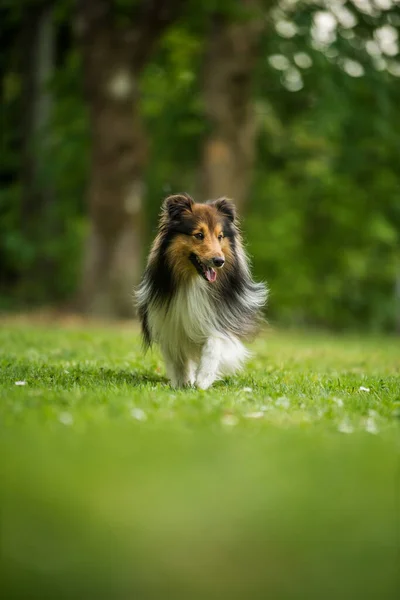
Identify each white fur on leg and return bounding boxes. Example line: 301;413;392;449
164;353;197;388
187;360;197;386
218;336;249;376
196;335;249;389
166;335;248;390
196;337;222;390
164;357;179;388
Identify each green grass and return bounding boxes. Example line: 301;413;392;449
0;322;399;599
1;323;400;431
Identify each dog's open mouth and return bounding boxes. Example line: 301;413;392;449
190;253;217;283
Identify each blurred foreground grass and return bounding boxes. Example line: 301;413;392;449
0;322;399;599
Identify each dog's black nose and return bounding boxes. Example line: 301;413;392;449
212;257;225;268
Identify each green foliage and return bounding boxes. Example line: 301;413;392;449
0;39;88;305
1;0;400;329
246;2;400;330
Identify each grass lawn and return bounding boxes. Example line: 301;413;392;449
0;321;399;598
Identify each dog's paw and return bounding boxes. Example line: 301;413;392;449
196;376;215;390
169;378;195;389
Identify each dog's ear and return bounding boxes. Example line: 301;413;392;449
212;197;236;223
163;193;194;220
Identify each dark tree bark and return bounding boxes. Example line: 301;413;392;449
199;1;264;213
77;0;184;318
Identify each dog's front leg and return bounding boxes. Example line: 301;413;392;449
164;353;196;388
196;337;221;390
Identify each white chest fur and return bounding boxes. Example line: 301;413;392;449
147;279;248;388
148;278;214;362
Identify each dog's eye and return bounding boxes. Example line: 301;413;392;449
218;234;224;241
194;232;204;240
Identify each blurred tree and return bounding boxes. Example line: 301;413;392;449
20;1;56;281
248;0;400;330
199;0;266;212
76;0;184;317
0;0;61;303
1;0;399;331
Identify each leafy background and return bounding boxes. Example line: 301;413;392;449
1;0;399;330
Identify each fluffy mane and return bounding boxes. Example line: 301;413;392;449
136;194;267;350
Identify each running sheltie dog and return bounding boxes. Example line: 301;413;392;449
136;194;267;389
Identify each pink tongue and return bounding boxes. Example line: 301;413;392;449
205;267;217;283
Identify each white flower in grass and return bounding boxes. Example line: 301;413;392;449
221;414;238;427
15;381;27;386
359;386;370;392
276;397;290;409
365;410;379;434
338;419;354;434
59;412;73;426
242;387;253;393
365;416;379;435
332;397;344;407
131;408;147;421
244;411;264;419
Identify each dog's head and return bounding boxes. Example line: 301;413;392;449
160;193;238;284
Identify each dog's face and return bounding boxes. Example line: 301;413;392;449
162;194;236;284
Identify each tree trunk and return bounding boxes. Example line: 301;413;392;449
77;0;184;318
81;95;147;317
199;2;263;213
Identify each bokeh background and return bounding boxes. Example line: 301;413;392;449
1;0;400;331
